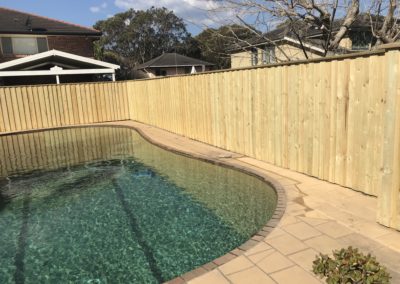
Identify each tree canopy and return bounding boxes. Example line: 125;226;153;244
195;25;255;69
93;7;255;75
94;7;197;78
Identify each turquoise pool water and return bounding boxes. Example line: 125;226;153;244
0;127;277;283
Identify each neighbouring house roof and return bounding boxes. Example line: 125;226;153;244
228;14;375;53
0;6;102;36
228;28;325;53
0;49;119;78
306;13;382;38
135;53;214;70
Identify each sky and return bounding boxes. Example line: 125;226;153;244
0;0;224;35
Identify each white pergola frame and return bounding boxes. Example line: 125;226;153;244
0;50;120;84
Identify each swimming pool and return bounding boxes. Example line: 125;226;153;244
0;127;277;283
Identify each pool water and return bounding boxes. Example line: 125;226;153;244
0;127;277;283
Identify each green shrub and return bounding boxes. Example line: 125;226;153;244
312;246;391;284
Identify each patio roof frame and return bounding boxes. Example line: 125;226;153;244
0;49;120;84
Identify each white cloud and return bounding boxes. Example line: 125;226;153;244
90;2;108;13
114;0;232;28
90;6;101;13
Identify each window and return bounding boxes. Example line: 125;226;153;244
12;38;38;55
251;49;258;66
350;32;375;51
155;69;167;76
261;47;275;64
1;37;48;55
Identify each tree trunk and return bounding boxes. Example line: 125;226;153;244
329;0;360;49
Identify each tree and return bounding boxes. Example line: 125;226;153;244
94;7;196;79
195;25;256;69
217;0;361;58
369;0;400;46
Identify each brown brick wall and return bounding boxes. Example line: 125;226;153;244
47;35;97;57
0;55;19;63
0;35;98;63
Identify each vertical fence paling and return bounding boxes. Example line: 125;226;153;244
0;49;399;230
379;50;400;229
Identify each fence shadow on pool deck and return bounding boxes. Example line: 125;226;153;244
0;43;400;231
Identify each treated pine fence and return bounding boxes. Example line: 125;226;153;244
0;81;129;133
0;45;399;230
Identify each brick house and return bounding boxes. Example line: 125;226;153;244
0;6;101;62
0;7;120;85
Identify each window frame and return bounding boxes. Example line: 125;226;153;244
250;49;258;66
261;46;276;64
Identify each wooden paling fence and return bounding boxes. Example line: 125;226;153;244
0;81;129;133
0;46;399;230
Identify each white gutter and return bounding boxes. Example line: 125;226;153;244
0;68;115;77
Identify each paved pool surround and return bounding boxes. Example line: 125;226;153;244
2;120;400;284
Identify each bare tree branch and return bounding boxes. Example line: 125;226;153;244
330;0;360;49
217;0;362;57
367;0;400;46
324;0;338;56
236;15;292;61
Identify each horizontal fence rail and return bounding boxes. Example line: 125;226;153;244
0;47;399;230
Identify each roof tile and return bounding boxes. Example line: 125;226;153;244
0;7;101;36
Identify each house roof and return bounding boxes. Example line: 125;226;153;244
228;24;318;52
135;53;214;70
228;14;375;53
307;13;379;38
0;49;119;71
0;7;102;36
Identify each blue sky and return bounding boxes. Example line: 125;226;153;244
0;0;223;35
